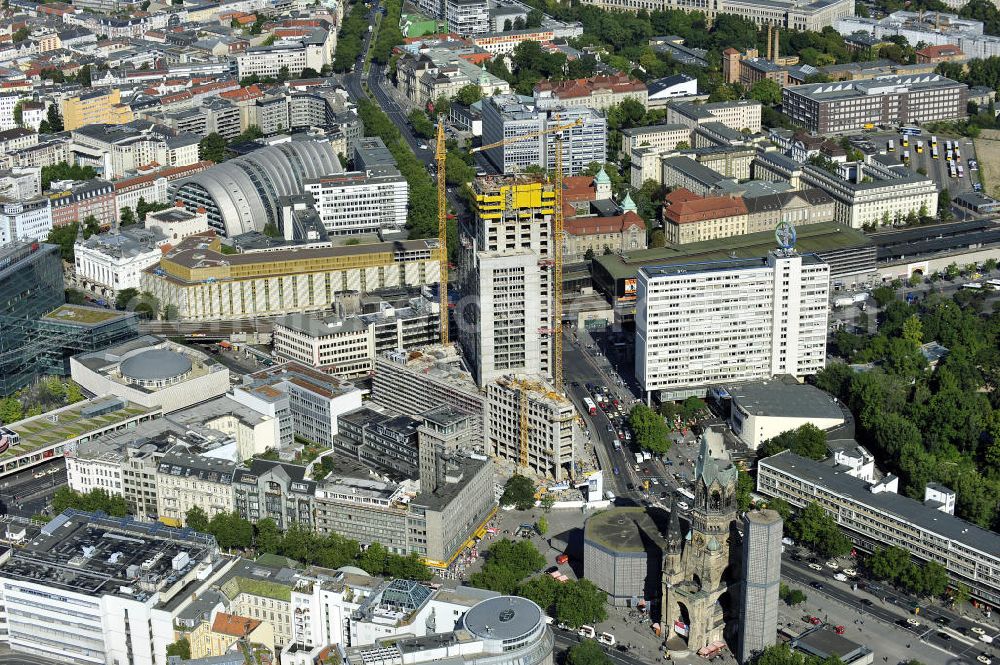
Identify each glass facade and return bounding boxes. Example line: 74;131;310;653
0;243;140;396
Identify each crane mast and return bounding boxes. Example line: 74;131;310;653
435;118;449;344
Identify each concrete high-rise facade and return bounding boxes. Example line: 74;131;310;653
738;509;783;663
635;250;830;400
458;176;557;387
418;404;479;493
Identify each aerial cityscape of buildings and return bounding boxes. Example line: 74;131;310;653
0;0;997;664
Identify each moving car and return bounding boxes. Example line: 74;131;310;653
810;581;825;590
808;563;823;571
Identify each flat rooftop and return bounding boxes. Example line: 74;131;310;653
584;506;668;554
726;378;845;421
41;304;132;327
5;398;157;460
761;451;1000;559
595;221;870;281
0;509;215;600
640;252;825;279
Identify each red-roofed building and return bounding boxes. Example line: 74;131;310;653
662;188;748;245
565;211;646;260
915;44;965;64
186;612;273;659
534;73;648;112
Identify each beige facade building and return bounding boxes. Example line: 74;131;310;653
62;88;134;131
666;100;762;133
622;123;691;161
580;0;852;30
744;189;836;234
564;210;647;261
141;234;442;321
662;189;749;245
154;448;236;527
534;74;648;112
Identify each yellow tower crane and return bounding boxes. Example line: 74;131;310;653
435;120;449;344
461;117;583;395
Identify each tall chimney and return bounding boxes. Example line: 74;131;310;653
766;24;772;61
773;27;780;63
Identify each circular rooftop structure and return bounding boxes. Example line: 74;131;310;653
463;596;544;643
119;349;192;388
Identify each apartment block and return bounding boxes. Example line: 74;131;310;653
758;450;1000;606
234;362;363;448
50;180;117;228
635;251;830;399
666;100;762;133
481;96;606;175
744;189;836;234
445;0;489;35
485;375;576;480
782;74;968;134
233;459;316;530
335;405;422;477
800;159;938;229
621;123;690;161
0;197;52;247
302;167;408;235
272;295;440;377
61;88;134;131
155;447;237;526
371;344;485;437
472;28;555;55
459;176;556;387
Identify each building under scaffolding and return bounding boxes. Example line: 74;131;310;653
485;374;576;480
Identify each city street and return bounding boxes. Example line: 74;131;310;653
0;459;65;518
781;552;999;664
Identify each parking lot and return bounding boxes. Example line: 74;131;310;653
855;131;980;198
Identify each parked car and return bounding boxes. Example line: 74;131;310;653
808;563;823;571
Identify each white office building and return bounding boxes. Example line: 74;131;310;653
303;168;408;235
445;0;489;35
636;250;830;400
0;510;223;665
481;95;606;175
0;197;52;247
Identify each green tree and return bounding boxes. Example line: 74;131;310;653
680;396;705;421
901;314;924;348
41;162;97;190
455;84;483;106
536;516;548;535
162;304;179;321
199;132;227;162
556;579;607;628
255;517;282;553
736;468;754;511
408;109;435;139
299;67;320;79
499;475;536;510
12;27;28;42
263;222;281;238
115;287;139;311
65;381;84;403
12;99;24;127
566;639;611;665
185;506;210;532
869;545;912;581
209;512;253;550
0;397;23;424
779;582;807;606
759;424;828;460
469;539;546;594
65;288;86;304
45;224;82;262
789;502;850;557
517;575;561;613
749;78;782;105
358;542;389;575
628;403;670;453
119;207;136;227
165;638;191;660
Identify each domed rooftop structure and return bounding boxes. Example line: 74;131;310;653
463;596;544;643
120;349;192;386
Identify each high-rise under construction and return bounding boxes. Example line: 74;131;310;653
457;174;557;388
